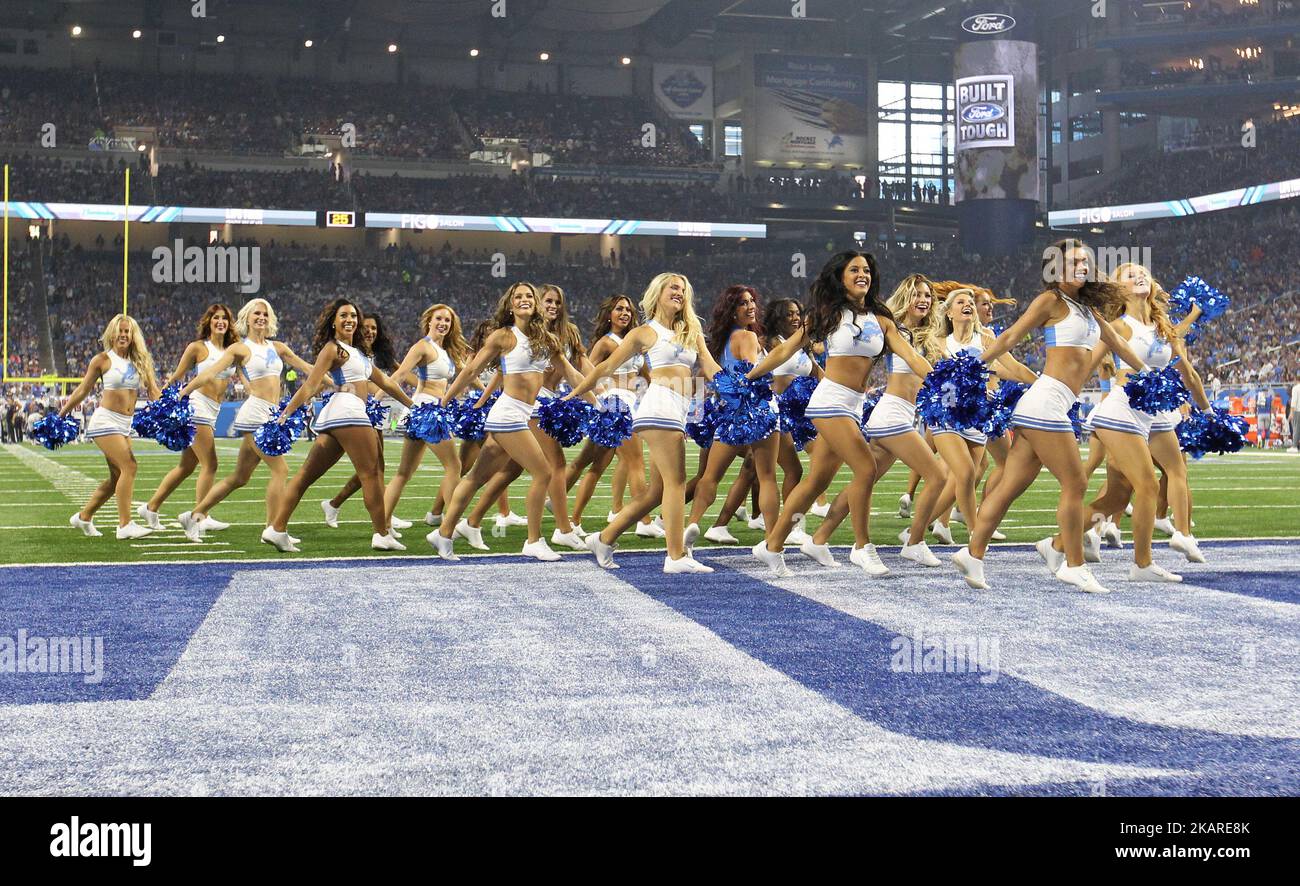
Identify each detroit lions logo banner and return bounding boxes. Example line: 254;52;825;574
752;54;869;167
653;64;714;121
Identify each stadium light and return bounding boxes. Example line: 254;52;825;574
304;39;314;48
388;43;398;53
71;25;82;37
132;29;142;39
539;52;550;61
469;48;479;57
621;56;631;66
216;34;226;43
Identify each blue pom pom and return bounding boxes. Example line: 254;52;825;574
1068;401;1085;441
406;401;456;444
31;414;80;450
365;395;390;431
981;381;1028;439
916;353;990;431
536;396;593;447
777;375;818;450
710;363;774;410
276;396;311;441
1123;361;1191;414
145;385;196;451
686;398;718;448
254;419;296;456
1176;406;1248;459
713;397;777;447
452;392;496;442
1170;275;1229;322
588;395;634;449
859;391;881;437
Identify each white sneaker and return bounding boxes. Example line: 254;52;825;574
427;529;460;561
810;501;830;518
1056;564;1111;594
703;525;740;544
390;515;412;530
606;510;619;523
200;516;230;531
1083;528;1102;563
900;539;941;567
683;522;701;551
1153;516;1176;537
372;532;406;551
321;499;341;528
990;529;1007;541
652;515;665;532
635;520;667;538
260;526;298;553
1124;503;1133;517
1036;537;1066;575
1100;520;1123;548
571;522;587;538
735;506;750;524
1170;531;1207;564
786;514;811;545
930;520;955;545
522;539;562;561
586;533;618;569
505;512;528;527
115;521;152;540
951;547;988;589
491;514;510;537
897;493;912;519
137;504;163;530
949;507;966;525
424;511;442;527
389;528;403;540
664;554;709;574
267;527;300;545
800;539;839;567
751;541;792;578
684;555;714;574
551;528;586;551
454;519;490;551
747;514;766;531
850;544;890;576
70;513;102;537
1129;563;1183;583
179;511;204;542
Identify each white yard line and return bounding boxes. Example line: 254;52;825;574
0;444;102;501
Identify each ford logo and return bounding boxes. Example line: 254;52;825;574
962;13;1016;34
960;103;1005;123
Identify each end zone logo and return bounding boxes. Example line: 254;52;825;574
962;13;1016;34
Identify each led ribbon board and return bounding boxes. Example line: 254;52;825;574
1048;176;1300;226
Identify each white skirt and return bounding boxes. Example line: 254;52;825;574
1150;408;1182;435
1011;374;1077;435
485;393;535;434
231;396;277;434
312;391;371;433
530;387;558;419
85;406;133;439
603;386;639;416
411;391;442;407
805;377;865;422
189;392;221;427
1088;388;1153;441
632;383;690;434
865;393;917;440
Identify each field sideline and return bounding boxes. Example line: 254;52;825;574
1;439;1297;565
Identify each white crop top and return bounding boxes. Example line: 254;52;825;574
885;326;923;376
607;333;646;376
1117;315;1172;373
195;341;236;381
824;308;885;359
418;338;456;383
771;336;813;378
500;327;550;375
242;337;282;381
329;340;373;385
645;320;698;371
1043;293;1100;350
946;332;983;360
101;350;142;391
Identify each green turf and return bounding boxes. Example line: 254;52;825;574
1;438;1298;564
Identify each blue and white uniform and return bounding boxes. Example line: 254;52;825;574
1088;315;1171;440
633;320;697;434
86;351;142;439
603;332;645;415
865;330;921;440
721;329;778;433
312;341;375;432
232;337;283;433
412;337;456;407
771;336;813;379
806;308;885;421
1012;293;1099;434
928;331;989;445
485;327;548;434
189;341;235;427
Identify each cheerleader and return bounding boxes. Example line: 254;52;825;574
449;284;588;552
174;298;314;542
428;282;581;561
1046;262;1210;582
1080;361;1125;547
321;313;407;532
374;303;471;536
136;304;237;532
746;252;933;577
804;274;945;572
59;314;161;539
566;272;723;574
564;294;661;538
685;285;784;550
968;286;1025;541
951;239;1151;593
262;299;415;553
